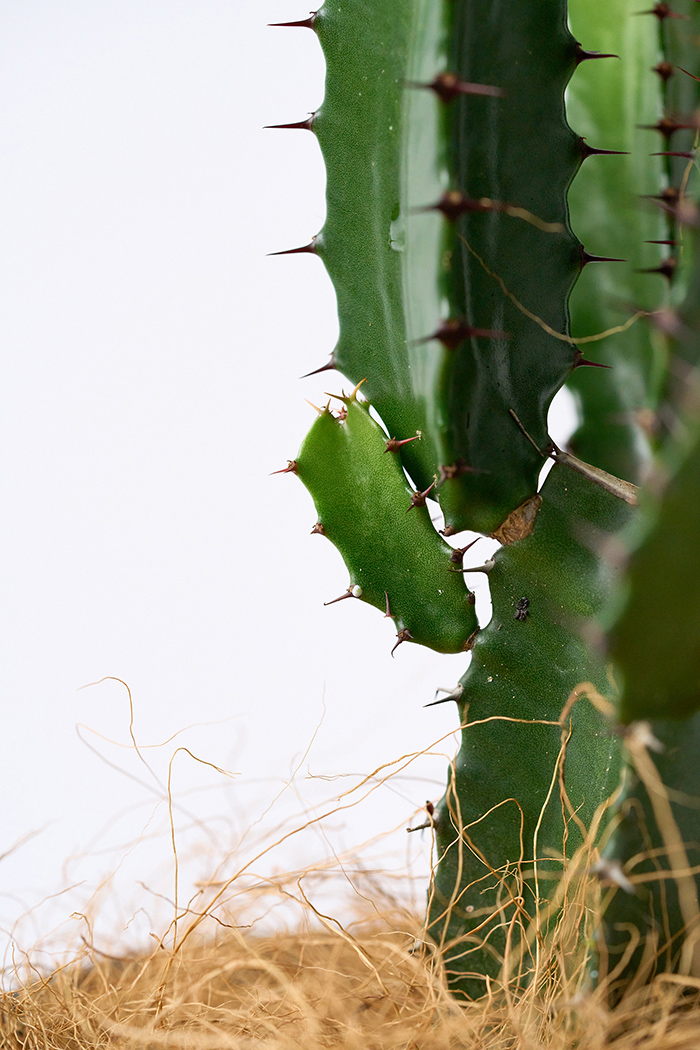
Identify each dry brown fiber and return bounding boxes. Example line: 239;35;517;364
3;915;700;1050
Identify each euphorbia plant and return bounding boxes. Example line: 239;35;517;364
272;0;700;1001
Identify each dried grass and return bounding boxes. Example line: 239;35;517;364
3;904;700;1050
4;682;700;1048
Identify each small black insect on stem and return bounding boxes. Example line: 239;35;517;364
514;597;530;622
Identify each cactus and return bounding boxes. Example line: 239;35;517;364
272;0;700;1000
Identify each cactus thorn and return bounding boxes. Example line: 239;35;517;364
324;585;362;606
646;239;677;245
651;151;696;159
638;117;699;140
579;138;629;160
451;559;495;575
574;43;619;64
310;522;325;535
428;318;509;349
384;591;393;618
573;351;613;370
579;248;627;269
653;61;675;82
391;628;413;657
300;354;337;378
637;2;689;19
441;525;457;537
430;190;499;222
591;859;636;895
385;432;422;452
426;683;465;708
410;72;503;102
304;398;327;415
439;460;480;481
636;257;678;281
268;12;317;29
678;66;700;82
449;537;481;565
647;187;681;206
407;819;432;833
265;115;315;132
268;237;318;257
407;801;436;832
270;460;298;475
408;480;437;511
325;377;367;405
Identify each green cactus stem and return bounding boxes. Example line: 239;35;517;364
429;465;632;998
273;0;700;1002
600;208;700;995
293;392;478;654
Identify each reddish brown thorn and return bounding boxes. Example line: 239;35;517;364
652;151;696;159
411;72;503;102
430;190;498;222
408;481;436;510
310;522;325;535
336;404;348;422
574;42;619;64
449;537;481;565
265;115;315;132
678;66;700;83
642;187;681;207
270;460;298;475
639;2;689;19
646;239;677;245
579;138;628;160
467;591;476;605
385;433;421;453
637;257;677;281
428;318;509;349
268;237;317;257
384;592;393;618
654;61;675;82
579;248;626;269
269;12;317;29
441;525;457;537
573;351;612;370
300;354;336;378
324;585;362;606
391;628;413;658
639;117;698;140
439;459;479;481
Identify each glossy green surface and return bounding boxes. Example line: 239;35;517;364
295;398;478;653
567;0;667;482
436;0;581;533
283;0;700;1000
315;0;587;533
429;466;630;998
314;0;442;492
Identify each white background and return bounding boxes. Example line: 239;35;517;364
0;1;573;972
